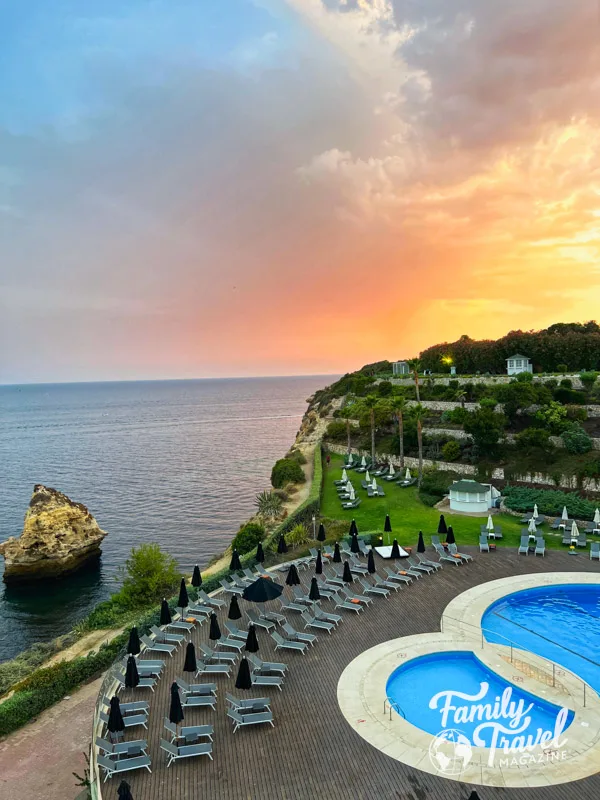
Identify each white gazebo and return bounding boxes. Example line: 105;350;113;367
506;354;533;376
449;479;498;513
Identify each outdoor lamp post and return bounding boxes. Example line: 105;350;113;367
312;514;316;539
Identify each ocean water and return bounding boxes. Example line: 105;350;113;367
0;376;331;662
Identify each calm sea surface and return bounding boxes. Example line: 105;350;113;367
0;377;332;662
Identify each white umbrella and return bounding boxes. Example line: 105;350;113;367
361;456;366;467
533;504;539;519
389;463;395;476
528;518;537;534
349;486;355;501
571;520;579;539
341;469;347;482
486;514;494;532
371;479;377;491
594;508;600;525
405;468;411;480
562;506;569;521
365;470;371;483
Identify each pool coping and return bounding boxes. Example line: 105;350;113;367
337;573;600;788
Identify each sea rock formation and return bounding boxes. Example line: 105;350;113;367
0;485;107;583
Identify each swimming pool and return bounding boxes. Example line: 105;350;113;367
386;651;573;747
481;584;600;694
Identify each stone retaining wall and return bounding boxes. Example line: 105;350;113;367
389;374;584;388
423;427;600;451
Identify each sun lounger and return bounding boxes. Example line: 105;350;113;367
246;609;275;632
163;719;213;743
431;535;441;547
384;566;413;584
282;621;317;647
357;576;389;598
518;535;529;555
313;605;342;626
167;617;195;634
150;626;184;647
562;533;572;545
225;692;271;713
118;659;163;679
224;622;248;641
113;672;157;693
199;643;237;664
479;534;489;553
301;610;334;634
292;586;313;606
195;659;232;677
341;498;361;510
181;693;217;710
271;630;307;654
331;590;363;613
160;738;213;767
227;709;274;733
97;754;152;782
417;554;442;571
433;544;462;566
185;604;213;618
535;537;546;557
577;533;587;547
407;556;433;574
99;710;148;730
219;579;244;596
591;542;600;560
197;589;226;608
252;673;283;691
215;636;245;652
102;697;149;716
247;653;287;675
312;578;336;599
372;572;401;591
347;557;368;575
341;585;372;606
447;544;472;563
141;635;176;657
397;477;417;487
175;678;217;696
96;737;148;757
366;486;386;497
323;569;346;588
252;604;286;626
279;597;305;614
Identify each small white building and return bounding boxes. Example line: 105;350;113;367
506;354;533;376
449;479;499;513
392;361;410;376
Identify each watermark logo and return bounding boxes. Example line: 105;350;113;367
427;682;569;773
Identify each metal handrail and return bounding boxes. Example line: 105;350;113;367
384;697;406;720
440;612;592;707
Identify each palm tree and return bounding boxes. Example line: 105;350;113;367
362;394;379;464
388;395;408;467
337;406;354;455
255;490;283;520
454;389;467;408
411;404;428;487
408;358;421;402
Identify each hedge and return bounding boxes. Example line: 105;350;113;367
503;487;597;519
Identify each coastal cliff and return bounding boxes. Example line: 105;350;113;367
0;485;107;583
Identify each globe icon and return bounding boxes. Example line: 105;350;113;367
429;729;473;776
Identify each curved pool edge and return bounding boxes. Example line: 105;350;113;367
338;576;600;787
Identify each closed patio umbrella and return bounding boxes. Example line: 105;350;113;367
528;518;537;534
127;627;141;656
285;563;301;586
486;515;494;532
438;515;448;534
341;468;348;482
315;550;323;574
365;470;371;483
177;578;189;616
183;642;197;674
317;523;326;542
209;612;222;642
230;549;242;571
277;534;288;554
256;541;265;563
191;565;202;588
384;514;392;533
367;549;376;574
309;577;321;601
117;780;134;800
342;560;354;583
107;696;125;739
228;595;242;620
245;624;259;653
467;792;481;800
360;456;366;467
242;576;284;603
390;539;401;559
333;542;342;563
348;486;356;501
371;479;377;491
562;506;569;520
124;655;139;689
571;521;580;540
235;657;253;690
169;682;185;726
405;467;411;480
388;463;395;476
417;531;425;554
446;526;456;545
160;598;172;626
594;508;600;525
533;504;539;520
349;519;358;536
350;533;360;554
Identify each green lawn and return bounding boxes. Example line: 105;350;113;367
321;454;567;551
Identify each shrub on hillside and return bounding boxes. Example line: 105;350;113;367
556;364;568;373
441;440;461;462
560;378;573;388
418;468;460;505
271;458;305;488
118;544;180;608
515;427;552;450
325;421;348;441
554;387;587;404
566;405;588;422
287;448;307;465
286;523;311;548
561;424;593;454
232;521;265;555
503;487;596;519
580;371;599;390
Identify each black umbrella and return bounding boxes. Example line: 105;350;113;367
209;612;221;642
160;598;172;626
350;533;360;554
446;526;456;545
467;793;481;800
256;541;265;563
367;548;376;574
277;534;288;554
315;550;323;574
242;576;284;603
438;514;448;534
177;578;189;613
285;563;301;586
230;549;242;571
124;655;140;689
169;682;185;726
245;624;259;653
235;656;253;690
183;642;197;674
417;531;426;553
390;539;401;559
127;627;141;656
107;696;125;737
309;577;321;601
342;560;354;583
384;514;392;533
117;780;134;800
349;519;358;536
333;542;341;563
317;522;326;542
228;595;242;620
191;565;202;588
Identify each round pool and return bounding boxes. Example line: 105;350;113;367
386;650;573;747
481;584;600;693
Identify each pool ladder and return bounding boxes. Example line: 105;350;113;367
384;697;406;721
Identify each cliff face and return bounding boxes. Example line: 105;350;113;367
0;485;108;583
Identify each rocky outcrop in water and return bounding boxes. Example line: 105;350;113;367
0;485;107;583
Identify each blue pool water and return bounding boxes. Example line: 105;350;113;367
386;651;573;747
482;584;600;694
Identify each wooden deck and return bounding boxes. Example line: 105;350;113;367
113;549;600;800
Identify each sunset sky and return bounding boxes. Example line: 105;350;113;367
2;0;600;383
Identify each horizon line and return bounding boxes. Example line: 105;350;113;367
0;373;344;388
